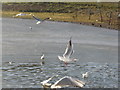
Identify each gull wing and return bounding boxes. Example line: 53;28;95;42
20;13;28;16
41;75;58;86
63;37;73;58
72;78;85;87
41;77;53;85
51;76;73;88
36;21;41;24
32;15;41;21
51;76;85;88
43;17;50;21
13;13;29;17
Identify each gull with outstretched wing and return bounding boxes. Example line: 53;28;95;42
41;75;59;88
13;13;31;17
51;76;85;88
58;37;77;65
41;76;85;88
32;15;51;24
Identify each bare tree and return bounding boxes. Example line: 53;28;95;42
88;8;94;20
97;2;103;22
98;7;103;22
72;8;79;20
106;11;113;25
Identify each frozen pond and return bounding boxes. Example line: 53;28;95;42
2;18;118;88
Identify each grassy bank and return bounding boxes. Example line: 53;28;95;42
1;11;119;30
1;2;119;30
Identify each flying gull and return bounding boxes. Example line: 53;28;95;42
41;75;59;88
32;15;51;24
51;76;85;88
58;37;77;65
13;13;31;17
41;76;85;88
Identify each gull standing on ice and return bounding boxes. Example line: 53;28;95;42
32;15;51;24
58;37;77;65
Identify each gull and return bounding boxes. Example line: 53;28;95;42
40;54;45;65
41;75;59;88
8;61;15;65
13;13;31;17
41;77;52;88
9;61;12;64
41;54;45;60
51;76;85;89
32;15;51;24
58;37;77;65
82;72;88;79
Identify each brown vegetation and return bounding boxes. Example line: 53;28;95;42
2;2;120;30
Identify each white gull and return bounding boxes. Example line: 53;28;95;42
58;37;77;65
51;76;85;88
32;15;51;24
82;72;88;79
13;13;31;17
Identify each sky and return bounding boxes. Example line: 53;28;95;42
1;0;120;2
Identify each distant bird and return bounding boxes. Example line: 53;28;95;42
41;54;45;60
58;37;77;65
50;76;85;89
8;61;15;65
41;75;59;88
13;13;31;17
82;72;88;79
32;15;51;24
40;54;45;65
8;61;12;64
